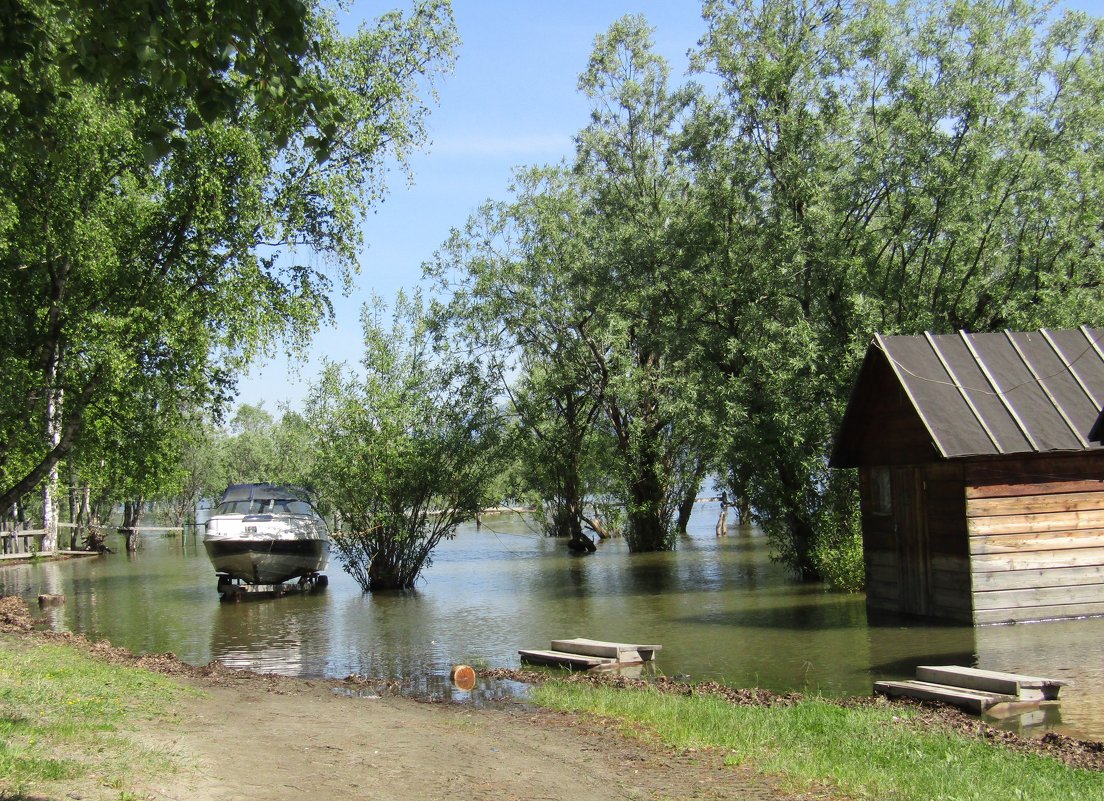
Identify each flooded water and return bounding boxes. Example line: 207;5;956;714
2;502;1103;740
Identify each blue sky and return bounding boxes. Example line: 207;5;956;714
237;0;1104;414
236;0;710;412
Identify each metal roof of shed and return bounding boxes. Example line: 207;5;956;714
839;326;1104;461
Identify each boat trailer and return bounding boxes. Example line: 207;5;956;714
216;571;329;601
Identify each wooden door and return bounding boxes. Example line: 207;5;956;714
893;467;932;616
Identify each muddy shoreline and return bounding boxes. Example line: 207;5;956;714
3;595;1102;784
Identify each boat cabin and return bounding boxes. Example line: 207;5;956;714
831;327;1104;625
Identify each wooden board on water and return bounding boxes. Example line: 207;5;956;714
916;665;1067;700
874;680;1016;714
518;649;616;670
549;638;662;663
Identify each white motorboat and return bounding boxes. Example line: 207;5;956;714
203;483;330;592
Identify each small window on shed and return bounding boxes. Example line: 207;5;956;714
870;467;892;515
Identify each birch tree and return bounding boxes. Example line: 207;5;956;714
0;1;458;545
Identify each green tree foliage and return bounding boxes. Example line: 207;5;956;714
215;404;316;488
433;18;711;554
306;294;504;591
133;406;317;530
76;381;199;550
221;405;280;485
429;0;1101;583
0;1;458;533
2;0;334;156
693;0;1104;581
166;421;226;526
574;17;711;552
430;168;610;550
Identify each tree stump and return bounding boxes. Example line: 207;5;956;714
451;664;476;690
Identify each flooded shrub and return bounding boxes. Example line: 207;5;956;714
306;294;503;591
812;474;865;593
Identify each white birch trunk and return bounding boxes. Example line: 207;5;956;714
41;385;62;553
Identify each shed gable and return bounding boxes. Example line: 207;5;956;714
831;346;938;467
832;326;1104;468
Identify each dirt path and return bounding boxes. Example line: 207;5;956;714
5;596;1099;801
126;672;799;801
5;596;803;801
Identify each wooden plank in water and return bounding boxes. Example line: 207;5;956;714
874;680;1015;714
916;666;1067;701
518;649;615;670
549;638;662;663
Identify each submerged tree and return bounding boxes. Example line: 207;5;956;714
306;294;504;591
565;16;711;552
429;168;611;552
165;420;226;527
432;18;712;554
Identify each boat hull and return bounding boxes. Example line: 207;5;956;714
204;537;330;585
203;484;331;586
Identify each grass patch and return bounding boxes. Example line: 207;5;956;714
530;681;1104;801
0;634;198;798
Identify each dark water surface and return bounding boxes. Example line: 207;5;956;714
2;503;1103;740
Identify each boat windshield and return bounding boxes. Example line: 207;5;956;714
215;499;316;516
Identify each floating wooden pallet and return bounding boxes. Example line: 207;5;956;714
874;680;1017;714
874;664;1067;715
519;638;662;671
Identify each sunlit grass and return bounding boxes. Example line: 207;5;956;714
0;634;197;798
531;681;1104;801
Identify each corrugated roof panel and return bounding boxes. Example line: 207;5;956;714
1048;327;1104;410
838;328;1104;464
932;333;1033;453
1010;330;1093;446
1081;326;1104;393
882;336;995;457
970;332;1084;452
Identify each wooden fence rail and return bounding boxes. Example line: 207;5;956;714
0;523;187;557
0;529;46;556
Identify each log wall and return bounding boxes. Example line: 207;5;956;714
966;456;1104;625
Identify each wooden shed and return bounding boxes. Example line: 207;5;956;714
831;327;1104;625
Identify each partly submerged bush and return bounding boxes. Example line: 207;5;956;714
307;294;503;590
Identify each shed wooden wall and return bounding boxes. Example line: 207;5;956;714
925;463;972;621
834;352;939;467
860;463;972;623
965;455;1104;625
860;466;900;614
